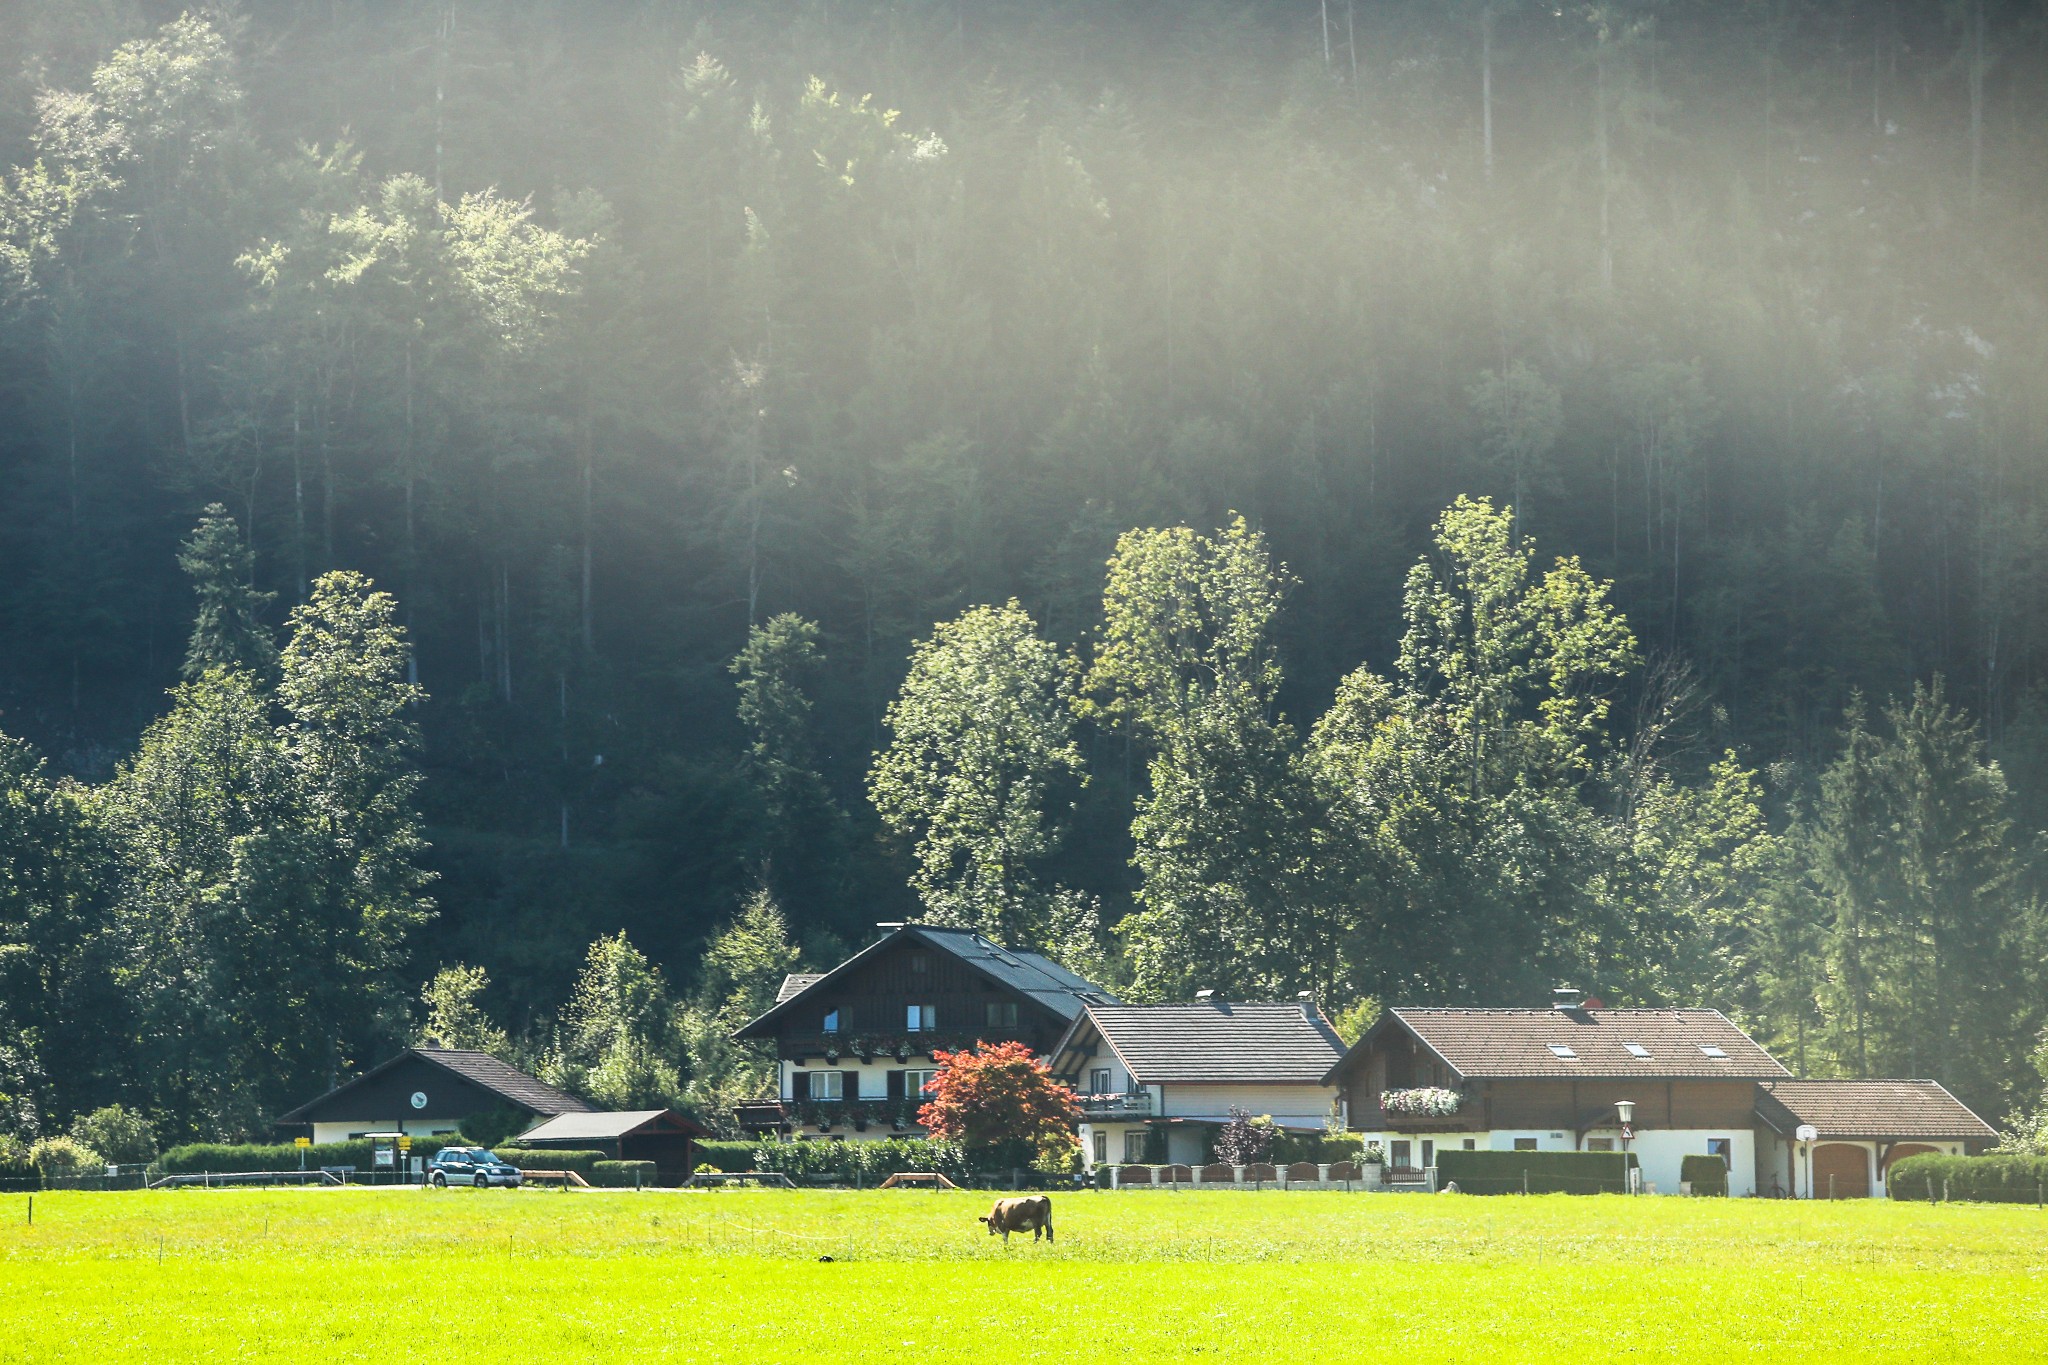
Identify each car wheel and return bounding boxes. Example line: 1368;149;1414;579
474;1173;489;1189
431;1173;447;1188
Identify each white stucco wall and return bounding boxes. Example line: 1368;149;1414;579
310;1119;463;1145
1160;1083;1338;1128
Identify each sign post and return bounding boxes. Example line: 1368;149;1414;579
294;1135;311;1172
398;1135;413;1186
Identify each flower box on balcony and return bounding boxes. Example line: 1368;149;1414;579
1379;1087;1464;1118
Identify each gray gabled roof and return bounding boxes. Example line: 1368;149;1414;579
516;1109;704;1143
732;924;1117;1040
1055;1002;1345;1085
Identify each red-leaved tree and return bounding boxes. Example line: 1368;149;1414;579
917;1040;1081;1165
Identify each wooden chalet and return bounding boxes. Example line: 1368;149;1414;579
276;1047;592;1145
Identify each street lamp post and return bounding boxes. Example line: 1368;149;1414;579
1616;1101;1636;1193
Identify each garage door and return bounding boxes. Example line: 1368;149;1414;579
1812;1143;1869;1199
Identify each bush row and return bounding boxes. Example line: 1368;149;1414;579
693;1140;764;1173
591;1161;658;1187
1887;1153;2048;1203
1680;1154;1729;1196
158;1139;455;1174
492;1147;606;1177
1268;1131;1365;1165
749;1137;974;1182
1434;1149;1638;1195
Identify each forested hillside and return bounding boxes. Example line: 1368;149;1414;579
3;1;2047;1143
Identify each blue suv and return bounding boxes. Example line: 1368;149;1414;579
426;1146;522;1188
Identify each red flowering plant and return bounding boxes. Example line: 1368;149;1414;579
917;1039;1082;1173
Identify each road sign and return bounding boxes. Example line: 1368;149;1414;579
397;1136;412;1151
294;1137;311;1148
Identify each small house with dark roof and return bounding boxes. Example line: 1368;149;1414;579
277;1047;593;1145
1753;1079;1997;1199
729;923;1117;1140
1326;993;1790;1195
1048;998;1347;1169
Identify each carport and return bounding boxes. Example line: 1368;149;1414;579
514;1109;705;1182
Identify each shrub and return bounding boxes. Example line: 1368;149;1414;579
591;1160;657;1187
749;1136;971;1183
693;1140;762;1173
1270;1130;1364;1165
1434;1149;1638;1195
29;1136;105;1174
1681;1153;1729;1196
1213;1107;1274;1165
70;1105;157;1165
1887;1153;2048;1204
492;1146;606;1177
0;1132;34;1179
157;1138;454;1174
459;1106;530;1149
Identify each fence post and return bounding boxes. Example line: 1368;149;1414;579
1828;1174;1835;1201
25;1195;30;1227
1522;1169;1529;1196
1942;1177;1949;1203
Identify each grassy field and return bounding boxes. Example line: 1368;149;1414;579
3;1187;2046;1362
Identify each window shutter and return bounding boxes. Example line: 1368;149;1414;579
843;1070;861;1102
886;1070;905;1101
791;1071;810;1102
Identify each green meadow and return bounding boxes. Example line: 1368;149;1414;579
3;1187;2046;1363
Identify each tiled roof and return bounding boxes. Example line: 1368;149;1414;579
422;1049;596;1114
1755;1079;1997;1141
1078;1002;1345;1085
776;973;825;1003
1347;1008;1789;1081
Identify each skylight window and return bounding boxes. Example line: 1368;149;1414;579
1624;1043;1651;1059
1698;1045;1728;1059
1547;1044;1578;1058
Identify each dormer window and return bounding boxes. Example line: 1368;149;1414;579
823;1009;840;1034
1699;1045;1727;1059
1624;1043;1651;1058
1548;1044;1578;1058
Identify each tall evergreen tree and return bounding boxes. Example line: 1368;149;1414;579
177;503;275;679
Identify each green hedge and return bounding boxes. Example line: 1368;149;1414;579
749;1137;971;1182
1887;1153;2048;1204
493;1146;606;1177
1681;1154;1729;1196
1269;1131;1364;1165
1435;1149;1638;1195
591;1160;657;1188
692;1140;763;1173
158;1138;454;1174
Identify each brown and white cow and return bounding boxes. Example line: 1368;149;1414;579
977;1195;1054;1243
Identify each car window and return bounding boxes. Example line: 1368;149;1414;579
478;1151;502;1164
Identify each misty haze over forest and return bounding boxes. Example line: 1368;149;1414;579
4;1;2048;1142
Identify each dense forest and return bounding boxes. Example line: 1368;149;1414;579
3;1;2048;1145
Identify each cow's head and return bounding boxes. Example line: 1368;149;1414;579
977;1214;997;1235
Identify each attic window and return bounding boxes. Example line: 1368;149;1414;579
1624;1043;1651;1059
1698;1045;1728;1059
1547;1044;1578;1058
909;952;928;974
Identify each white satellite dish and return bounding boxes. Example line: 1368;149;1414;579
1795;1123;1817;1143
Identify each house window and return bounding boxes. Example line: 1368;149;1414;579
1587;1138;1615;1152
822;1009;840;1034
1421;1140;1435;1168
1707;1138;1732;1169
1623;1042;1651;1058
809;1072;843;1102
1699;1045;1728;1059
909;951;928;974
1390;1140;1412;1168
1514;1138;1539;1151
1090;1067;1112;1095
1093;1131;1107;1164
985;1001;1019;1029
1461;1139;1477;1151
1547;1044;1577;1058
903;1069;937;1096
907;1004;936;1032
1123;1131;1148;1162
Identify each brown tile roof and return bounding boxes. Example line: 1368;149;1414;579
1352;1008;1789;1081
776;973;825;1003
1071;1002;1345;1085
1755;1079;1997;1141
